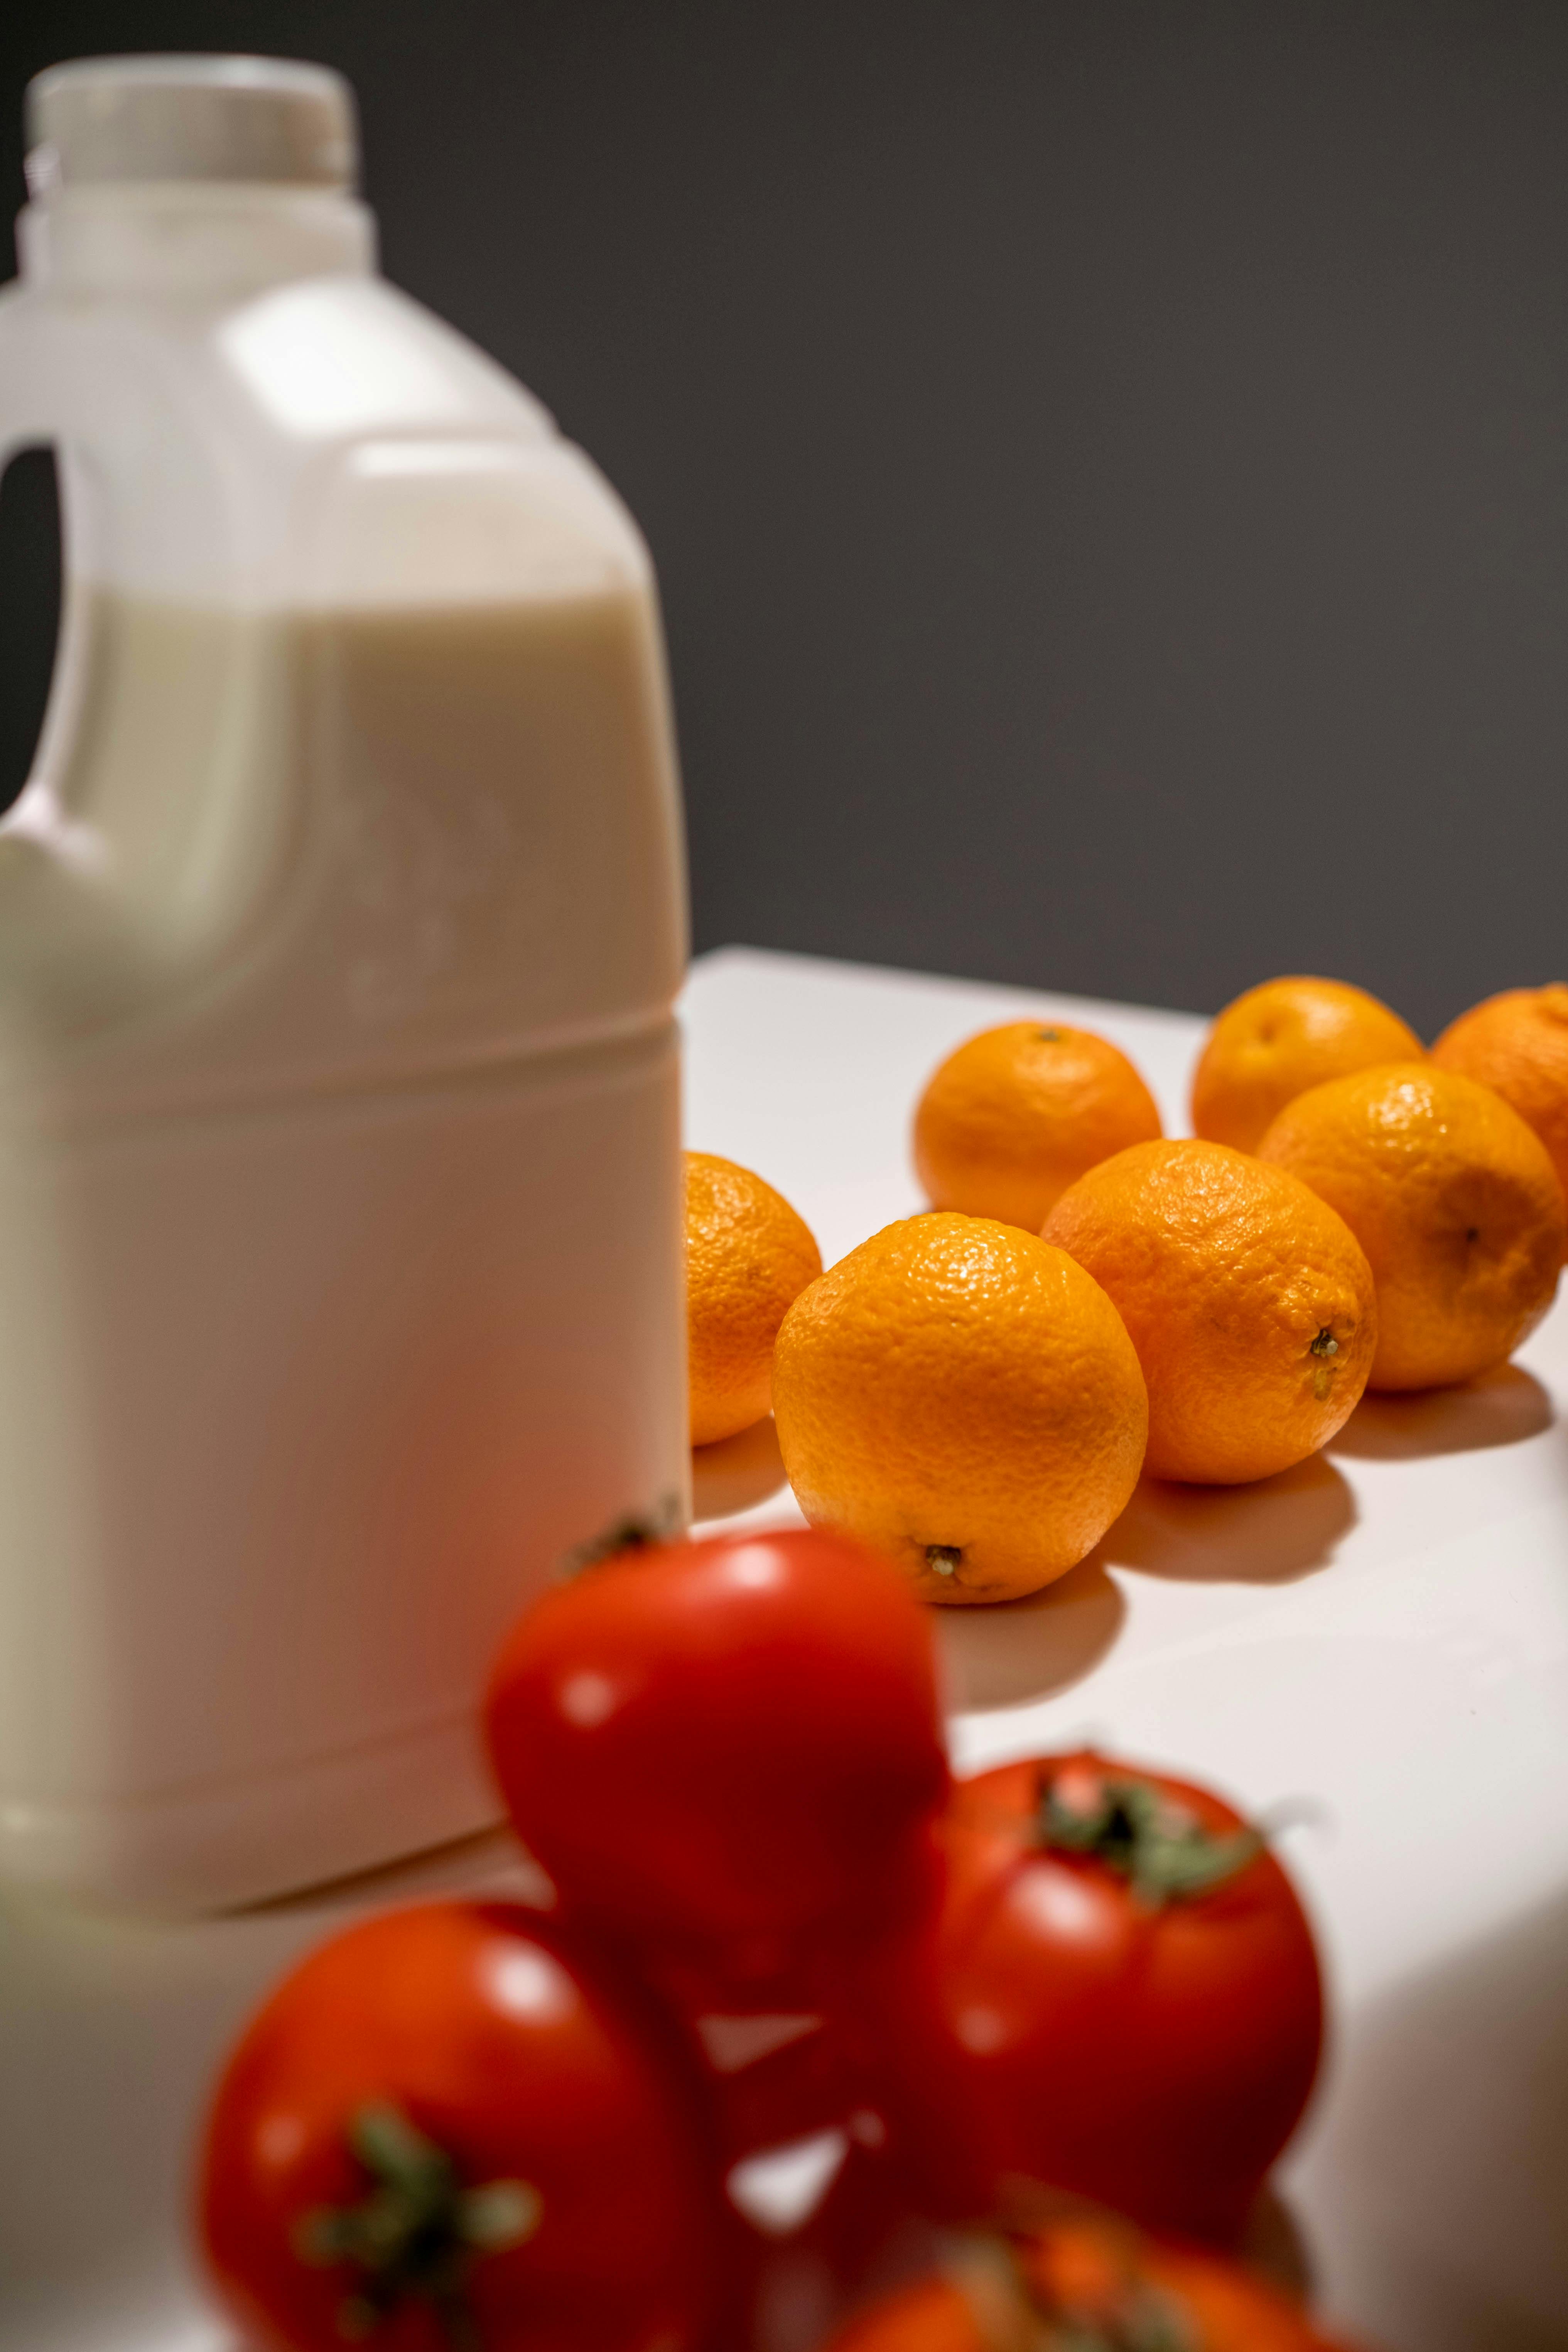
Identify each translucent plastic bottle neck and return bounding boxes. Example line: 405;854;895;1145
17;181;375;297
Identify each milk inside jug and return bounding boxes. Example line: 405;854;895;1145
0;56;690;1909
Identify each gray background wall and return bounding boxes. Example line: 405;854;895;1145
2;1;1566;1037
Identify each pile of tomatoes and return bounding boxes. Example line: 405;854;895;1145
199;1528;1348;2352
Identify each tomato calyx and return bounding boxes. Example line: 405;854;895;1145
954;2233;1195;2352
295;2102;540;2348
559;1491;684;1579
1035;1763;1263;1908
1037;2291;1193;2352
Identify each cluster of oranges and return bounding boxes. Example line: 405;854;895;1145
685;977;1568;1604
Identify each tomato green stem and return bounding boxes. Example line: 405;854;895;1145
295;2101;540;2349
560;1491;684;1578
1035;1766;1263;1908
1048;2290;1195;2352
954;2232;1196;2352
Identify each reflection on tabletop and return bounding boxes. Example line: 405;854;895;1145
1097;1454;1357;1587
1327;1363;1553;1460
939;1557;1126;1712
692;1415;791;1519
1289;1880;1568;2347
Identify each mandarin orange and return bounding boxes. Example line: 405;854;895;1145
684;1151;821;1446
1432;984;1568;1249
1043;1139;1377;1483
1258;1064;1564;1390
1190;976;1423;1153
913;1020;1163;1231
772;1213;1147;1604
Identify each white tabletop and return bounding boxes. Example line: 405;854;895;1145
3;946;1565;2352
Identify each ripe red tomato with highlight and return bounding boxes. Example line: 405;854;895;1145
199;1901;719;2352
734;2133;944;2352
900;1751;1324;2242
822;2211;1364;2352
633;1866;963;2192
484;1528;950;1973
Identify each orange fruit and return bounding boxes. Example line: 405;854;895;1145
1258;1064;1565;1391
1432;984;1568;1250
1043;1140;1377;1483
913;1020;1162;1231
772;1214;1147;1605
684;1151;821;1447
1260;1072;1568;1392
1190;976;1424;1153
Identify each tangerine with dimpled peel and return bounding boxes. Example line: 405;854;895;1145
685;1152;822;1447
913;1020;1163;1231
1432;984;1568;1253
1258;1063;1565;1391
772;1213;1148;1604
1044;1139;1378;1484
1191;975;1425;1153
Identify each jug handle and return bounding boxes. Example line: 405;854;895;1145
0;429;106;873
0;428;98;861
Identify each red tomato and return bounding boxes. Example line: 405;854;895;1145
676;1975;885;2162
631;1852;956;2179
825;2277;976;2352
484;1529;950;1971
199;1901;719;2352
734;2136;944;2352
822;2212;1364;2352
897;1751;1324;2241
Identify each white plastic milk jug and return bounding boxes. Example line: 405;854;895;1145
0;56;690;1910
